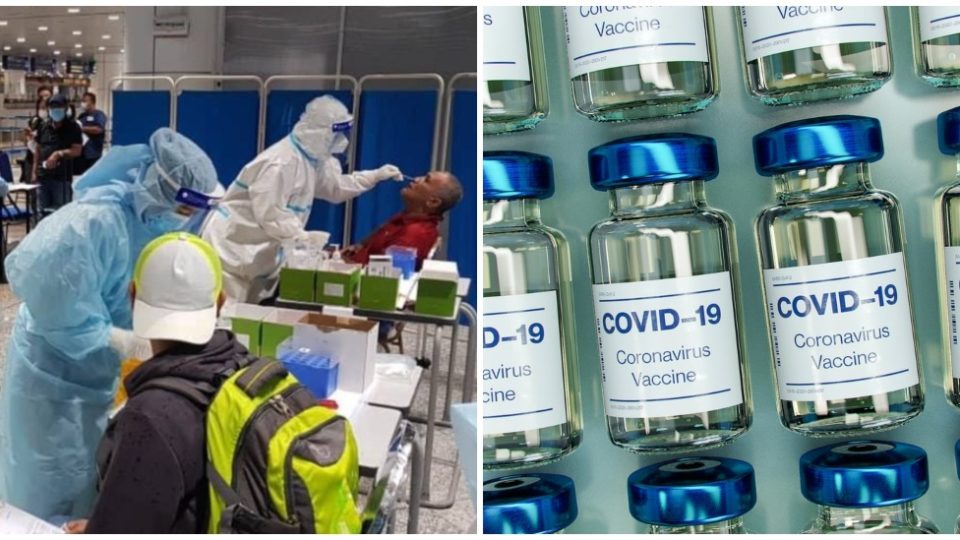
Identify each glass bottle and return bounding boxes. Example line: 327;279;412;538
738;6;892;106
483;7;549;135
482;151;583;469
754;115;923;436
936;106;960;409
483;473;578;534
627;457;756;534
587;134;751;453
912;7;960;87
562;6;718;122
801;440;938;534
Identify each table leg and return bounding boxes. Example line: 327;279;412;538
421;324;444;499
443;318;461;422
407;433;423;534
460;303;477;403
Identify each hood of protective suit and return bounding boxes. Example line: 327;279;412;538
132;128;221;222
291;95;352;161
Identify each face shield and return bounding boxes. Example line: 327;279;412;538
330;119;353;155
156;164;224;234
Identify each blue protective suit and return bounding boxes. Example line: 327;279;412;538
0;128;219;522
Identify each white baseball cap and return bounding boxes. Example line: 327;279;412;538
132;232;223;345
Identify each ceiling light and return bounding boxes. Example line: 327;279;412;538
38;26;48;32
121;48;125;53
101;34;111;40
53;50;60;55
108;14;120;21
75;53;82;58
29;48;36;53
2;46;10;52
68;8;80;14
47;41;55;46
74;43;82;49
98;46;105;51
72;30;82;36
16;37;25;43
0;21;7;26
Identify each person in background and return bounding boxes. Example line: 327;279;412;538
202;95;403;305
75;92;107;175
22;86;53;183
0;128;223;524
33;93;82;214
63;233;247;534
343;171;463;269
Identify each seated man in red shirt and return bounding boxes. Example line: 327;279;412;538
343;171;462;269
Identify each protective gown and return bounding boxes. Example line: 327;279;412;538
0;129;219;523
202;95;390;304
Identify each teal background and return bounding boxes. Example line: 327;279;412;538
483;6;960;534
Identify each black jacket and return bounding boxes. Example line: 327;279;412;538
85;330;249;534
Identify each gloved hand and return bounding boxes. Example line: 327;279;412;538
296;230;331;248
108;327;154;361
373;164;402;182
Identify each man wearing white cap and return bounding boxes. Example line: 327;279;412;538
66;232;250;534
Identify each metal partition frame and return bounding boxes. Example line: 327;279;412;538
439;72;477;171
107;75;177;144
172;75;265;136
261;74;360;153
350;73;445;245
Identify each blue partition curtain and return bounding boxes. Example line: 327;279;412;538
447;90;477;309
110;91;171;146
264;89;353;244
351;90;438;243
176;90;260;188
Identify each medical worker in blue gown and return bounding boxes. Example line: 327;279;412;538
0;128;224;523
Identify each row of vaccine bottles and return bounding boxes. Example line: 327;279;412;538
484;6;960;134
484;440;954;534
482;109;960;470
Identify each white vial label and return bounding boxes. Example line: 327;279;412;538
763;253;919;402
482;291;567;434
592;271;744;419
741;6;888;62
918;7;960;42
944;247;960;376
564;6;709;79
483;7;531;82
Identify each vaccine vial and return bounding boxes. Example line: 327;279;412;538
912;7;960;87
587;134;752;453
754;116;924;436
738;7;892;105
482;151;583;469
627;457;756;534
483;473;578;534
483;7;549;135
562;7;719;122
800;441;938;534
937;106;960;409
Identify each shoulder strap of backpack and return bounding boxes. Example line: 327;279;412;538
233;357;289;397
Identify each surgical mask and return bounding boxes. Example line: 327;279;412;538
50;109;66;122
330;133;349;154
79;103;89;112
145;210;191;235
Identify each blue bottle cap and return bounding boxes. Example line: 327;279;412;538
753;115;884;176
588;133;719;191
483;473;578;534
483;151;554;201
800;440;928;508
938;106;960;155
627;457;756;526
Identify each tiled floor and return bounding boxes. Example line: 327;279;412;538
0;217;476;534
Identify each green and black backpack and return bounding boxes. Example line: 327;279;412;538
140;356;361;534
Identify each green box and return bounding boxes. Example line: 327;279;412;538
415;278;458;317
228;304;275;356
358;274;400;311
259;308;307;359
278;267;317;302
316;269;361;306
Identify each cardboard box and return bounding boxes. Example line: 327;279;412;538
260;308;309;359
358;274;400;311
316;268;361;306
226;303;275;355
290;312;378;393
415;260;460;317
278;267;317;302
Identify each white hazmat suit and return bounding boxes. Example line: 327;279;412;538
202;96;400;304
